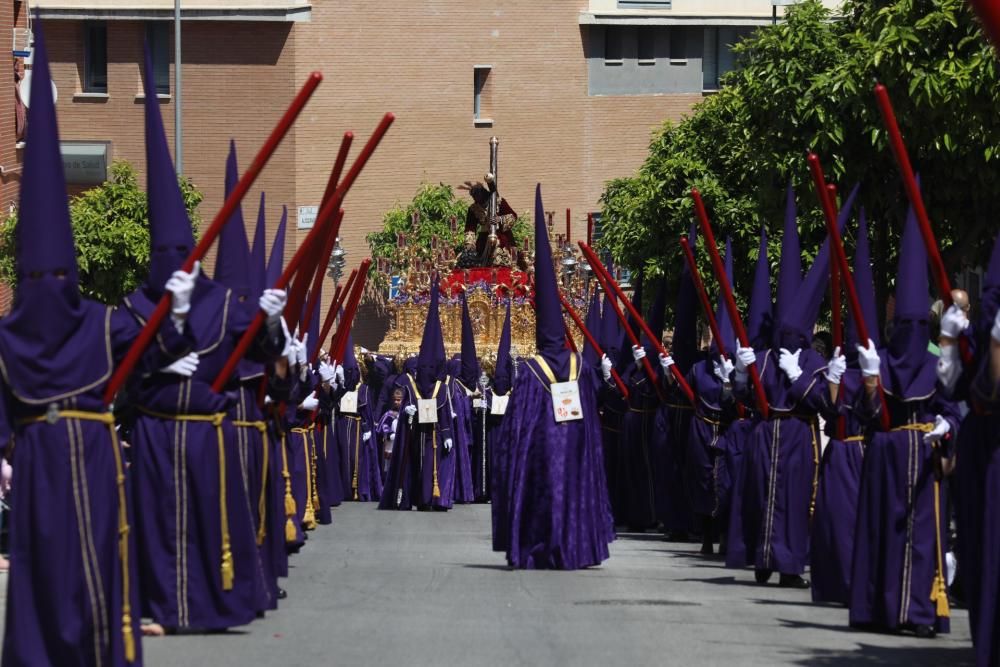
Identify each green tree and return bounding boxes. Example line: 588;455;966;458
599;0;1000;325
0;160;203;304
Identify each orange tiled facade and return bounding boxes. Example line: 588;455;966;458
16;0;808;345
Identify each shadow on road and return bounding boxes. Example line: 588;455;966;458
788;642;975;666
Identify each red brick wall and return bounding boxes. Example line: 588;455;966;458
45;3;701;345
0;1;28;313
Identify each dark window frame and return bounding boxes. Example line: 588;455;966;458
146;22;171;96
83;22;108;94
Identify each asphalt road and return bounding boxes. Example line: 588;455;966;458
2;503;977;666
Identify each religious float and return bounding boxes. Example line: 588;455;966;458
374;138;606;358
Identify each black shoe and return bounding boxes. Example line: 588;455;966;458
778;574;810;589
277;588;288;600
665;531;690;543
700;541;714;555
914;624;936;639
754;569;773;584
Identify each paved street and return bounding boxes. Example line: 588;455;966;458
4;503;976;666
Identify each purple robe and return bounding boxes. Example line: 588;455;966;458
617;364;666;530
810;369;867;604
849;376;957;634
661;383;697;534
495;356;615;569
684;360;737;520
956;361;1000;665
338;384;382;502
125;280;279;630
450;379;476;504
728;347;829;574
378;374;456;511
0;305;184;667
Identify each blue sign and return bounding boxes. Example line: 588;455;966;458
389;275;402;299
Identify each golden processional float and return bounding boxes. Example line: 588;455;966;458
376;137;606;360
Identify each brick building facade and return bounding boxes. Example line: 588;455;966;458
19;0;834;345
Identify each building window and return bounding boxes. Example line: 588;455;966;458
637;27;656;65
83;22;108;93
473;65;492;124
604;27;623;65
669;27;687;64
618;1;672;7
702;26;754;91
146;23;170;95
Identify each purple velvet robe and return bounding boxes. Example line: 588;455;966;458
0;305;186;667
124;280;280;630
810;369;867;605
450;379;476;504
728;347;829;575
848;363;958;634
956;359;1000;665
661;384;697;535
617;362;666;530
494;356;615;569
378;374;456;511
338;384;382;502
684;360;737;520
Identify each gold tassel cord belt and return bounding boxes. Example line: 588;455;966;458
137;408;234;592
290;427;317;530
231;420;269;546
19;410;136;663
279;432;297;544
889;420;950;617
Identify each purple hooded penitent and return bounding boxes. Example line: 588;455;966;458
746;228;772;350
214;141;251;306
533;184;571;380
460;292;481;389
0;19;110;402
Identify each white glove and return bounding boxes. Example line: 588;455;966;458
824;347;847;385
259;288;287;319
992;308;1000;344
857;339;882;378
391;418;399;432
166;262;199;317
296;334;309;367
299;392;319;411
659;353;675;371
936;343;961;393
334;364;345;387
363;431;372;442
632;345;646;368
923;415;951;444
443;438;453;453
404;405;417;417
940;304;969;339
160;352;199;377
600;354;613;381
388;433;396;443
778;348;803;383
318;361;336;385
714;355;734;383
735;347;756;373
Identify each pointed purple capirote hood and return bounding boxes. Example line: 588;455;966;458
712;237;736;356
265;205;287;289
493;299;513;395
250;191;267;298
775;182;801;327
776;183;858;350
460;292;481;387
672;221;700;373
533;184;571;379
213;140;252;307
0;18;111;402
415;276;446;395
144;43;195;295
746;227;772;350
845;207;880;353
